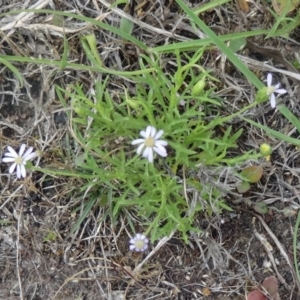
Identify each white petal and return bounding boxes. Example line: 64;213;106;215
136;233;143;239
274;83;280;89
145;125;152;137
136;143;145;155
270;93;276;108
3;152;18;158
2;157;16;163
9;163;17;174
142;147;150;158
149;126;156;137
19;144;26;156
267;73;272;87
23;147;33;158
140;130;147;138
129;244;135;251
275;88;287;95
155;140;168;146
131;138;145;145
23;152;36;161
154;129;164;140
154;142;167;153
147;148;153;162
153;146;167;157
6;146;18;157
16;165;21;178
20;165;26;178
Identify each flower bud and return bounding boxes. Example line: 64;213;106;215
192;78;205;96
260;143;272;157
126;98;140;110
255;87;269;104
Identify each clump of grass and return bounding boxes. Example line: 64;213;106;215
37;39;264;243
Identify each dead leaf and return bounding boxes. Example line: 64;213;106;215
247;290;267;300
262;276;278;296
237;0;249;12
202;287;211;296
240;165;263;183
272;0;300;14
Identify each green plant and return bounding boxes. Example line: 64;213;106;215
30;38;266;243
3;2;297;244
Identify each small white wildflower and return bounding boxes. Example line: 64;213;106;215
129;233;149;252
2;144;36;178
131;125;168;163
266;73;287;108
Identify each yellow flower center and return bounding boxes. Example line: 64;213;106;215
135;239;145;250
145;137;155;147
15;156;23;165
267;86;275;95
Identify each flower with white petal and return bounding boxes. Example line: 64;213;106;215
129;233;149;252
2;144;36;178
131;125;168;163
266;73;287;108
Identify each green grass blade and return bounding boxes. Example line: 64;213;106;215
1;55;155;76
192;0;230;14
152;29;290;53
66;196;98;238
243;117;300;146
61;31;68;70
278;106;300;133
0;57;23;87
174;0;263;89
0;9;147;51
293;211;300;287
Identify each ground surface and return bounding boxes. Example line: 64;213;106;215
1;0;300;299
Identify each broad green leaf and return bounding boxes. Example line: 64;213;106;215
241;166;263;183
228;38;246;53
43;231;57;242
120;17;134;36
237;181;250;193
254;202;268;214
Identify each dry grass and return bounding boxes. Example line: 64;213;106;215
1;0;300;299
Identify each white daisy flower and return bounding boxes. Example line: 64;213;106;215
129;233;149;252
2;144;36;178
131;125;168;163
266;73;287;108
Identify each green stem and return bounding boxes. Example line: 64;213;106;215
207;101;258;129
293;211;300;284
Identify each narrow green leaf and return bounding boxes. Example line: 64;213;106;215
0;57;23;87
85;34;103;67
174;0;263;89
0;9;148;51
279;106;300;133
67;197;97;238
243;117;300;146
60;33;68;70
